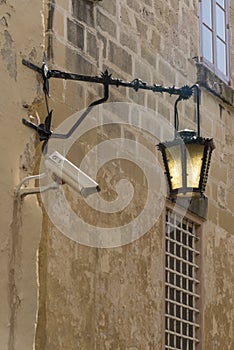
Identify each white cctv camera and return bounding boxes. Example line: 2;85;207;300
45;151;100;198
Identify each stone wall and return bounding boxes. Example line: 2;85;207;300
33;1;234;349
0;0;233;349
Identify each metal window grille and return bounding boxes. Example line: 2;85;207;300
165;209;201;350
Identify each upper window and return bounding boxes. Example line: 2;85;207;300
200;0;230;83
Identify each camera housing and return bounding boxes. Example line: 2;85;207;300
45;151;100;197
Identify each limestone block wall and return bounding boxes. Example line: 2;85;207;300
0;0;233;349
31;1;234;349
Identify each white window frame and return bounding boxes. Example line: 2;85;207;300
164;204;203;350
199;0;230;84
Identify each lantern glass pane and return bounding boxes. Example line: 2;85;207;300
166;145;183;190
186;144;204;188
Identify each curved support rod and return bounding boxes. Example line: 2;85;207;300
15;173;46;194
174;96;183;136
51;82;109;140
190;84;201;137
15;172;59;199
18;182;59;199
173;84;201;137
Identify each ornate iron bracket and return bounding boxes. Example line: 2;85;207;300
22;57;198;147
22;58;194;98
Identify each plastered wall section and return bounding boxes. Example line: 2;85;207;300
0;1;45;349
34;1;234;349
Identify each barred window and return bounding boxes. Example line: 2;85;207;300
200;0;230;83
165;209;201;350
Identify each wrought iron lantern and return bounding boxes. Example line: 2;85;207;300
158;86;215;198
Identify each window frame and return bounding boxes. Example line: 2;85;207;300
164;202;204;350
199;0;231;84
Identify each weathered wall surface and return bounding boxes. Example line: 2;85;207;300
0;1;45;349
202;89;234;347
1;0;233;349
32;1;234;350
35;1;170;349
35;1;234;349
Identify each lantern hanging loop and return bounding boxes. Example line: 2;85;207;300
173;84;201;138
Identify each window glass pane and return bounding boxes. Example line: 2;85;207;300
202;0;212;27
217;0;225;8
202;25;213;63
216;5;225;41
217;38;227;74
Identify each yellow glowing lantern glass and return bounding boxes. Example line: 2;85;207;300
158;130;215;198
